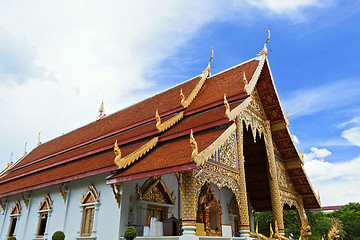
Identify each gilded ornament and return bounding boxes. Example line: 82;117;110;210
7;152;13;170
190;124;236;166
111;184;121;208
136;176;176;205
20;192;29;209
81;184;100;204
57;184;67;203
243;72;249;94
155;109;184;132
180;49;213;108
38;193;53;210
97;100;105;120
327;218;340;240
113;137;159;169
257;28;270;56
24;142;27;155
0;199;6;213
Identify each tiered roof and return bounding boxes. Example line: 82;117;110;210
0;51;320;209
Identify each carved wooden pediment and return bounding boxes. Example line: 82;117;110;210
137;177;176;205
11;200;21;215
38;193;53;211
81;184;100;204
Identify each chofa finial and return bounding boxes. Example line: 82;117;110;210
243;72;249;94
97;100;105;120
7;152;13;170
257;28;271;56
203;48;214;77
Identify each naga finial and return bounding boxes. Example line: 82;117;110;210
38;132;42;146
301;150;304;160
224;94;231;119
97;100;105;120
155;110;161;128
190;130;198;160
243;72;249;94
203;48;214;77
180;88;185;106
257;28;271;56
114;140;121;161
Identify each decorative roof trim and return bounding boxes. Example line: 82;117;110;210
190;123;236;166
180;49;213;108
244;54;266;95
137;177;176;205
257;28;270;56
114;137;159;169
156;110;184;132
224;94;252;121
80;183;100;204
38;193;53;211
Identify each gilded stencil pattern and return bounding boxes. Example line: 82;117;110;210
218;135;237;169
276;161;288;188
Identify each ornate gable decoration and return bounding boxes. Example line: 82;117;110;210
81;184;100;204
11;200;21;215
38;193;53;211
190;124;237;167
136;176;176;205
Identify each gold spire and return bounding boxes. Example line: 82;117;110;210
257;27;270;56
190;130;198;160
7;152;13;170
38;132;41;146
97;100;105;120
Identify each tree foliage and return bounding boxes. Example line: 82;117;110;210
331;202;360;240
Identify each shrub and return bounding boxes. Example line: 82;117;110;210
7;237;16;240
52;231;65;240
124;226;137;240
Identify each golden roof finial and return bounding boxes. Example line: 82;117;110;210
224;94;231;119
301;150;304;160
257;27;270;56
190;130;198;160
97;100;105;120
203;48;214;77
24;142;27;155
7;152;13;170
243;72;249;94
37;132;42;146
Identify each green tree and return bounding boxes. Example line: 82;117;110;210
331;202;360;240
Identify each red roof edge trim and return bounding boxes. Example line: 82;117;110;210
0;165;117;198
12;106;184;172
106;163;197;184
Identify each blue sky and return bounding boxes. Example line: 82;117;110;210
0;0;359;206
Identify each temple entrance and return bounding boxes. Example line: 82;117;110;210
146;205;165;227
196;182;222;236
243;122;272;212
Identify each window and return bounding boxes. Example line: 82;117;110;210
81;205;95;236
77;184;100;240
37;212;48;238
8;216;17;237
36;193;52;239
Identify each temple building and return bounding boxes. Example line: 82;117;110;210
0;32;320;240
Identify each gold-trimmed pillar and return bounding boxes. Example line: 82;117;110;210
264;120;285;234
181;170;197;237
235;118;251;236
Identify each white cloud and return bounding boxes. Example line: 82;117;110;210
246;0;325;14
282;80;360;118
342;126;360;147
303;147;360;205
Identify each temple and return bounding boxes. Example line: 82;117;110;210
0;32;320;240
